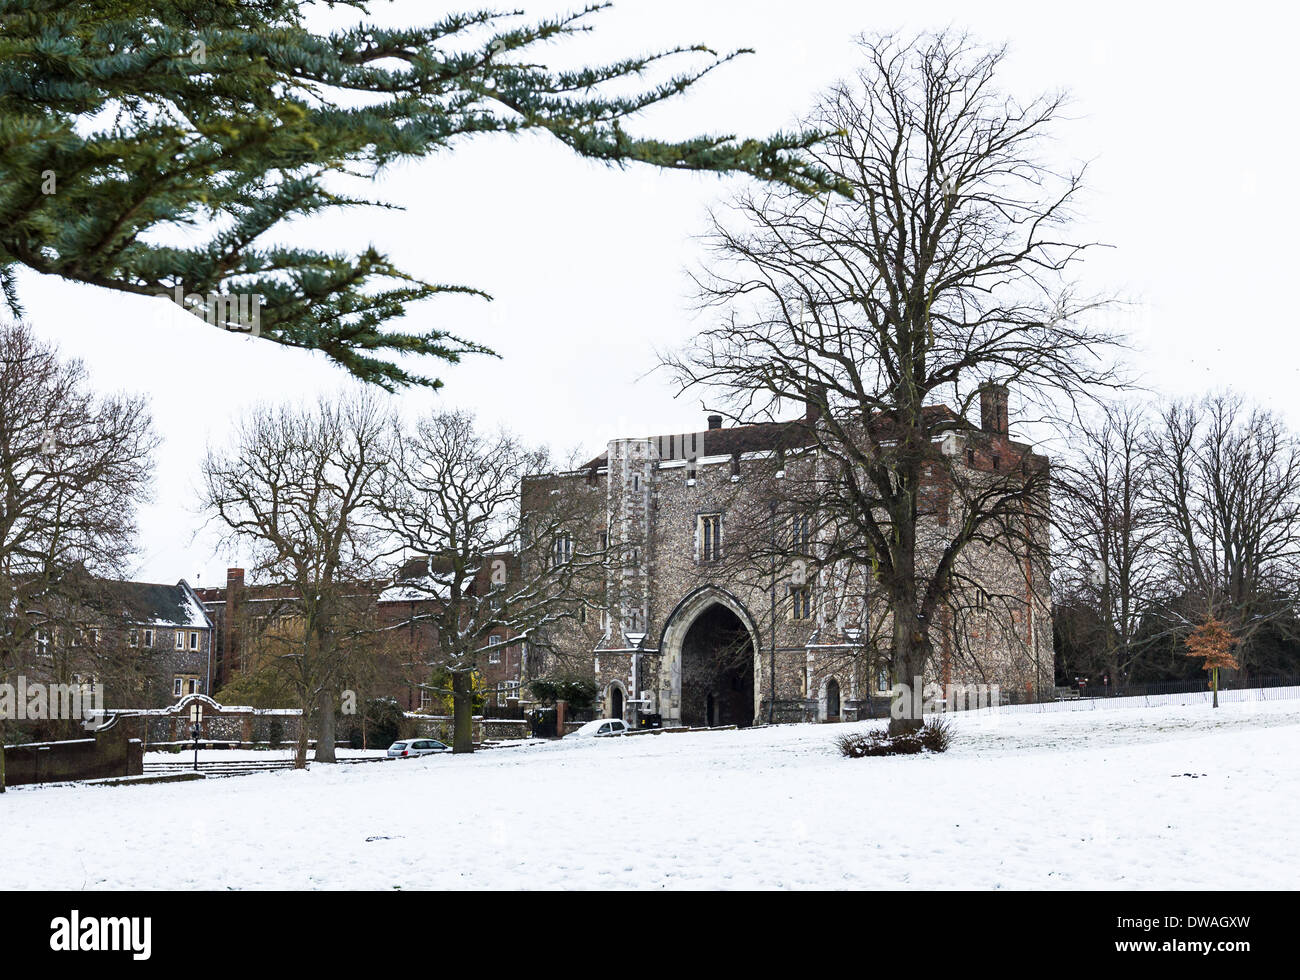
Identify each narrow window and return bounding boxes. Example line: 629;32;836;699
552;532;573;567
174;631;184;650
190;631;199;650
699;514;723;562
173;677;183;696
792;514;811;552
143;629;154;648
128;630;139;648
790;585;812;621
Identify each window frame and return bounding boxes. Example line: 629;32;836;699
698;513;723;563
790;584;813;622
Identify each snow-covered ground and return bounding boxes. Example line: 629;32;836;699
4;699;1298;889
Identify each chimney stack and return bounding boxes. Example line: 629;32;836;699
707;414;723;430
978;384;1009;436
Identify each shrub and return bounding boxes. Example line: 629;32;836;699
837;718;954;758
528;673;598;710
268;719;284;749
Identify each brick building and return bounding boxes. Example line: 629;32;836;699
196;558;526;711
521;385;1054;728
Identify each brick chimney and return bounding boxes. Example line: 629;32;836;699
978;384;1009;436
225;567;245;678
707;414;723;430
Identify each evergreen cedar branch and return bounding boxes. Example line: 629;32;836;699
0;1;850;390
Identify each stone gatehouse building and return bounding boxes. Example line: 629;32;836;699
522;385;1054;728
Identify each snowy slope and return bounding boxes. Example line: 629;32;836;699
3;700;1298;890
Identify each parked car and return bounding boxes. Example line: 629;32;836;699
569;718;632;738
387;738;450;758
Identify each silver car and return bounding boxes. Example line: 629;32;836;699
387;738;450;758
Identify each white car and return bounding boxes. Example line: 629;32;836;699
569;718;632;738
387;738;450;758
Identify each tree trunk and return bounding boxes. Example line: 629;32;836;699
451;670;474;754
315;689;337;762
889;598;930;735
1212;667;1219;709
1;717;7;793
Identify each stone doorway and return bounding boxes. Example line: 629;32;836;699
825;678;841;722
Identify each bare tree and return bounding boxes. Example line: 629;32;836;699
666;32;1119;730
200;391;392;766
0;321;156;787
1053;400;1164;684
373;411;603;753
1146;393;1300;674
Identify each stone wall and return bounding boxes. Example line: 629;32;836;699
2;716;143;785
112;693;302;747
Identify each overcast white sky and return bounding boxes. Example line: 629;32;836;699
17;0;1300;584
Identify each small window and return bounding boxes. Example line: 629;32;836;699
488;640;502;664
35;630;50;656
632;474;640;492
552;532;573;567
699;514;723;562
790;586;812;621
189;631;199;650
188;678;200;694
174;632;184;649
598;531;609;553
876;669;891;693
173;678;183;696
967;448;976;466
792;514;811;552
143;629;154;648
128;630;139;648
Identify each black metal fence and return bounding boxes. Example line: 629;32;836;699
1059;674;1300;702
